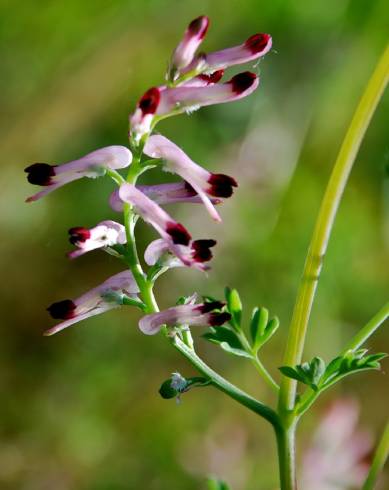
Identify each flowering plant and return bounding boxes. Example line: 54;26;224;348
25;16;389;490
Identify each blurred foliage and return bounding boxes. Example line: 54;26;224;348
0;0;388;489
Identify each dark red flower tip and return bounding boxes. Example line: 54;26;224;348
191;239;217;262
183;181;198;196
198;69;225;84
200;301;225;314
245;33;271;54
47;299;77;320
188;16;209;39
208;173;238;198
68;227;91;245
24;163;56;186
208;312;232;326
230;71;257;94
166;222;192;245
138;87;161;115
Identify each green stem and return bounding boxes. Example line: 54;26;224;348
252;355;280;393
237;331;280;392
122;144;278;430
171;335;280;428
362;420;389;490
342;301;389;354
279;42;389;413
275;423;297;490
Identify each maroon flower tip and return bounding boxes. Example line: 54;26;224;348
191;239;216;262
166;222;192;245
24;163;56;186
138;87;161;115
230;71;257;94
184;181;198;196
200;301;225;313
245;33;271;54
208;173;238;198
68;227;91;245
188;16;209;39
47;299;76;320
208;312;232;326
198;69;225;84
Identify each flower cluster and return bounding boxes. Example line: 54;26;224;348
25;16;272;336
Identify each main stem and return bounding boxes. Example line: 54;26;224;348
275;423;296;490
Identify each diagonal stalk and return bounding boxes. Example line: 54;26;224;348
362;420;389;490
341;301;389;354
279;42;389;414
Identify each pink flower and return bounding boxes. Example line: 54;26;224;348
67;220;126;259
129;72;259;139
25;146;132;202
144;135;237;222
139;301;231;335
188;33;272;72
170;16;210;77
144;238;216;270
109;182;221;212
300;399;372;490
44;271;139;336
118;183;217;270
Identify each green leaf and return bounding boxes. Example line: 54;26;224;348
203;327;252;358
250;307;269;350
279;357;325;390
263;316;279;343
322;351;387;388
219;343;252;358
279;366;306;383
224;287;242;329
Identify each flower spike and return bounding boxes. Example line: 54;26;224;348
25;146;132;202
67;220;126;259
169;16;210;78
44;271;139;336
144;135;237;222
139;301;231;335
189;33;272;72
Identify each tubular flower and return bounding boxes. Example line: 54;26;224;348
118;183;217;270
144;238;216;270
189;33;272;72
129;72;259;139
109;182;222;212
67;220;126;259
44;271;139;336
118;183;196;263
158;71;258;114
144;135;237;222
169;16;209;77
139;301;231;335
25;146;132;202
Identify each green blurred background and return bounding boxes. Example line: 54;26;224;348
1;0;388;488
